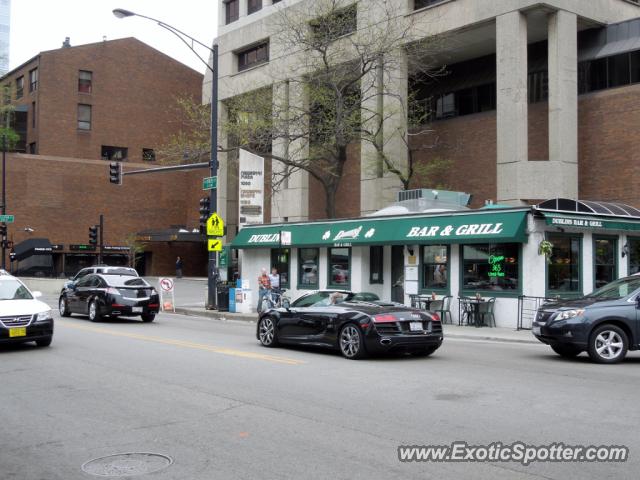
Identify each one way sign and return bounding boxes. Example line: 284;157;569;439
206;213;224;237
208;239;223;252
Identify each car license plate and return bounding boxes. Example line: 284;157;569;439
533;326;541;335
132;307;143;313
409;322;423;332
9;327;26;337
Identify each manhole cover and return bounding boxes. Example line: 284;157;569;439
82;453;173;477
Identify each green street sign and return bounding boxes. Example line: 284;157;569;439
203;176;217;190
0;215;14;223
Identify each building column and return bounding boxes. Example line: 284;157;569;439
496;10;528;203
271;80;309;223
548;10;578;197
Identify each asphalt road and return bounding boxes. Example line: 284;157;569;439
1;305;640;480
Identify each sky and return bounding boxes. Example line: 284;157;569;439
9;0;219;74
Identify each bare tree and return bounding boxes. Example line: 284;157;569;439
222;0;444;218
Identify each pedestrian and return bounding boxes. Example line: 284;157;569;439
175;256;183;279
257;268;271;313
269;267;280;292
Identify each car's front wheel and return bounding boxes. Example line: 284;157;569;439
339;324;367;359
550;344;582;358
258;316;278;347
59;297;71;317
588;324;628;364
88;300;101;322
35;336;52;347
141;313;155;323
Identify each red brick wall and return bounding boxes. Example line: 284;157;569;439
5;153;207;275
4;38;203;162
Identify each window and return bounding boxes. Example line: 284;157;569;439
78;104;92;130
270;248;290;288
421;245;449;291
462;243;520;293
528;71;548;103
237;42;269;71
369;246;384;284
101;145;128;160
29;68;38;92
298;248;319;289
225;0;239;24
609;54;630;88
594;237;617;289
414;0;448;9
142;148;156;161
310;4;357;43
629;238;640;275
78;70;92;93
328;247;350;288
248;0;262;14
15;76;23;98
547;234;581;294
31;102;35;128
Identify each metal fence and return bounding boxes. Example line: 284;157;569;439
517;295;558;330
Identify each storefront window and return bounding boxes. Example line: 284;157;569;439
630;238;640;275
369;246;383;284
594;237;617;289
328;247;350;288
421;245;448;291
547;234;581;294
270;248;290;288
298;248;319;289
462;243;520;292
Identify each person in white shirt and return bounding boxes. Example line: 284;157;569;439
269;267;280;291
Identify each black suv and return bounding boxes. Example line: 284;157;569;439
533;275;640;363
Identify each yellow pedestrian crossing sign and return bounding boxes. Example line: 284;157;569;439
207;213;224;237
208;239;223;252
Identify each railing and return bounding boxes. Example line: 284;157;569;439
517;295;558;330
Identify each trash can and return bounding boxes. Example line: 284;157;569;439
216;283;230;312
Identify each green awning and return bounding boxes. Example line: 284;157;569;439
231;210;530;249
543;213;640;231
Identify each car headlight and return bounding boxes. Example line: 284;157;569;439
36;310;53;322
555;309;584;320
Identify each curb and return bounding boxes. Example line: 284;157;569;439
171;307;538;344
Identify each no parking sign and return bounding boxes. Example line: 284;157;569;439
159;277;175;312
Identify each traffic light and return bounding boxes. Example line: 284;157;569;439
109;161;122;185
89;225;98;245
0;223;6;238
199;197;211;233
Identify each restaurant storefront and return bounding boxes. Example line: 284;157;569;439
230;199;640;328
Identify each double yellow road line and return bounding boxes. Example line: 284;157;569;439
60;321;305;366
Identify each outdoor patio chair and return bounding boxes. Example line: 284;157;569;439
479;297;496;327
433;295;453;324
458;297;474;326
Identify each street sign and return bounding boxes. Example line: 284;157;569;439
202;176;217;190
207;213;224;237
0;215;14;223
208;239;223;252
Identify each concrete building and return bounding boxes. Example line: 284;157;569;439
212;0;640;232
0;0;9;75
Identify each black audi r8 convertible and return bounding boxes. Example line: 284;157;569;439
256;290;443;359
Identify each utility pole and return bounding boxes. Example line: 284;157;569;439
99;214;104;264
1;135;6;270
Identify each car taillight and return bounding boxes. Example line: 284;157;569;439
373;314;396;323
431;313;441;322
106;287;119;295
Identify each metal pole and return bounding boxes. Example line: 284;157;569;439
99;214;104;264
1;135;6;270
206;45;219;310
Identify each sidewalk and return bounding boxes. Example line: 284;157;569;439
171;305;538;345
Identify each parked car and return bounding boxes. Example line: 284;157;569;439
64;265;138;287
533;275;640;363
0;270;54;347
59;274;159;322
256;290;442;359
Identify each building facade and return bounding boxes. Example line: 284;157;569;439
0;0;9;75
1;37;203;161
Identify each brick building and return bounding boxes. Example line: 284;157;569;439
0;38;209;276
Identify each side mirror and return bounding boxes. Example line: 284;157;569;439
282;298;291;309
32;291;42;298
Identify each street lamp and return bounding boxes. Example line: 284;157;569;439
113;8;220;309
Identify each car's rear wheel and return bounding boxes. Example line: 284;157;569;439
411;346;439;357
550;344;582;358
141;313;155;323
588;324;628;364
88;300;101;322
59;297;71;317
258;316;278;347
35;336;52;347
339;324;367;359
